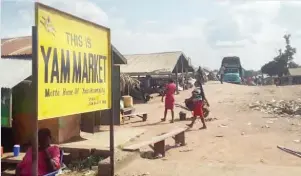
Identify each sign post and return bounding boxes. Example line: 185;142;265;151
33;2;113;175
31;25;39;176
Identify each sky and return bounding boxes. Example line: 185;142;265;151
1;0;301;70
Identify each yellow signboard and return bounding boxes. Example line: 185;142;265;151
35;3;111;120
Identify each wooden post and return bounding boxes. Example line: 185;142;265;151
109;47;115;176
176;64;179;94
175;132;185;146
9;90;12;127
181;56;184;89
154;140;165;157
0;88;1;126
31;25;38;176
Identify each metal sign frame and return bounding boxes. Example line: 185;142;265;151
32;2;115;176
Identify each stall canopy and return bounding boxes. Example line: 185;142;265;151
0;58;31;127
121;51;194;76
0;58;31;88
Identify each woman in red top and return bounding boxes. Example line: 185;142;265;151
16;128;61;176
161;79;176;123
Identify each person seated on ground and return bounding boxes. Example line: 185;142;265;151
16;128;61;176
186;88;207;129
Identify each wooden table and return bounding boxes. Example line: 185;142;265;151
1;152;25;164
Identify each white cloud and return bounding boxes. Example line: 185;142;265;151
3;0;301;70
39;0;109;26
216;40;250;48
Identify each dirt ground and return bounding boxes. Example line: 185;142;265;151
116;82;301;176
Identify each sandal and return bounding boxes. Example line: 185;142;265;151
199;126;207;130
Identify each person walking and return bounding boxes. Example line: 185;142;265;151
219;65;225;84
196;66;204;86
161;79;176;123
186;88;207;129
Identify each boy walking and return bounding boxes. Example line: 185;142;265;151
186;88;207;129
161;79;176;123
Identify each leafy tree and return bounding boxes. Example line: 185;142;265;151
261;61;279;76
261;34;297;76
288;61;299;68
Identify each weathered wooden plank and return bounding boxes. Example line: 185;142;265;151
123;128;186;151
123;112;147;117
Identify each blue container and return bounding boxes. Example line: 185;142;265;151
13;145;20;157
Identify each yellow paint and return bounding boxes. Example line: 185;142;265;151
35;3;111;120
122;95;133;108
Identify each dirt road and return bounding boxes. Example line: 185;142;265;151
117;82;301;176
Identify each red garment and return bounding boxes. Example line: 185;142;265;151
165;83;176;110
18;146;61;176
192;100;204;117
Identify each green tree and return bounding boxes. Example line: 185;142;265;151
261;34;297;76
261;61;279;76
288;61;299;68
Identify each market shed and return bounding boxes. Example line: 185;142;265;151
1;36;127;146
282;68;301;85
0;59;31;127
121;51;194;92
121;51;194;76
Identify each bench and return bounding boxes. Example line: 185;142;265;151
122;128;186;157
121;107;135;115
2;150;67;176
1;152;25;164
122;112;148;122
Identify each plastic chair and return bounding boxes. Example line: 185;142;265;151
43;150;64;176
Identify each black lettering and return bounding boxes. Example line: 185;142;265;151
98;56;103;83
45;89;51;97
86;37;91;48
88;53;95;83
60;49;70;83
72;51;82;83
50;48;59;83
65;32;71;45
41;46;52;83
45;89;59;97
103;56;106;83
78;35;83;47
94;56;99;83
82;53;88;83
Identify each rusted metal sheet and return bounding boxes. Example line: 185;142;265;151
1;36;127;65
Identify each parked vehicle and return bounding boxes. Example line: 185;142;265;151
221;56;244;84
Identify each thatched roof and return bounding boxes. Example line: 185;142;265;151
120;73;140;93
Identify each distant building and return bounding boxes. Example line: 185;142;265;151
121;51;194;92
279;68;301;85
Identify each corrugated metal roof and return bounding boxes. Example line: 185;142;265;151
121;51;183;74
1;36;127;64
1;36;32;56
0;59;32;88
289;68;301;76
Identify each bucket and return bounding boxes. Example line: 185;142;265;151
122;95;133;108
179;111;186;121
13;145;20;157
